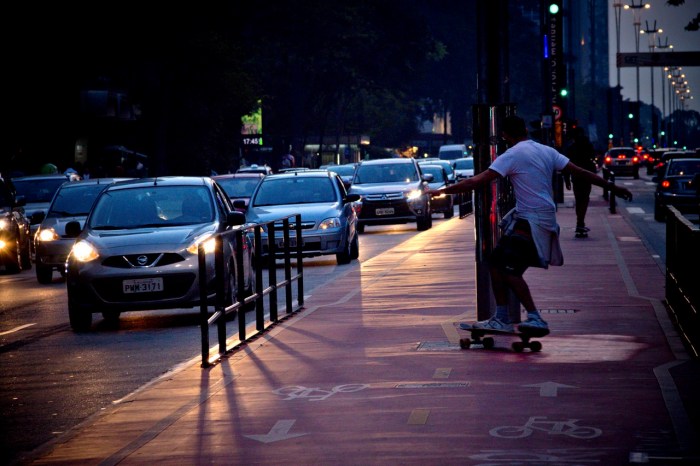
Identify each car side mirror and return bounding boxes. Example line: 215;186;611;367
345;194;361;203
31;211;46;224
227;211;246;226
65;221;82;238
232;199;247;211
422;174;434;182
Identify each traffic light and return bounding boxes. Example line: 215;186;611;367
628;113;634;119
559;88;568;97
549;3;560;15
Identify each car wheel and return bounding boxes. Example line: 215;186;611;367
101;311;121;325
654;201;666;222
417;212;432;231
350;234;359;260
36;264;53;284
68;289;93;331
4;238;22;274
20;236;32;270
336;235;353;265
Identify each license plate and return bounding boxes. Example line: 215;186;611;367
376;207;395;216
615;160;630;166
278;238;298;248
123;278;163;294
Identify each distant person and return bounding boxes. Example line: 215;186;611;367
281;151;296;169
427;116;632;334
563;127;597;238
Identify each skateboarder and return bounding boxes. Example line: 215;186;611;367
563;127;598;238
427;116;632;333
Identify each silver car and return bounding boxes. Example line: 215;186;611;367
238;170;360;265
65;177;253;331
34;178;127;283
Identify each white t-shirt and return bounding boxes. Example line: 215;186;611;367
489;140;569;214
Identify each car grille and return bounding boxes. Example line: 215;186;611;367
92;274;196;302
102;253;185;268
273;221;316;230
365;192;404;201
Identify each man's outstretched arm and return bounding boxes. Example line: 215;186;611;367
427;169;500;197
562;162;633;201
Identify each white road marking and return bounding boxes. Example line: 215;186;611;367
0;323;36;336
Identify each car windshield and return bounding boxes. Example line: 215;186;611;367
217;178;261;198
327;165;355;176
48;184;109;218
253;177;337;206
439;149;464;160
454;158;474;170
354;163;419;184
89;185;214;229
667;160;700;176
13;178;67;203
420;165;446;182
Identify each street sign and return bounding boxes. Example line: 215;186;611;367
616;52;700;67
552;105;562;121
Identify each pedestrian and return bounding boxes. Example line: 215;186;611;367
427;115;632;333
563;127;598;238
281;150;296;169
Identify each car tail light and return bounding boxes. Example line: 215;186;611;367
632;156;639;164
661;180;672;189
617;155;626;159
604;156;612;165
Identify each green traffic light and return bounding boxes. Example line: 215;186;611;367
549;4;560;14
608;134;614;139
628;113;634;119
559;89;568;97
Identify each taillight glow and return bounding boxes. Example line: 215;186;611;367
661;180;671;189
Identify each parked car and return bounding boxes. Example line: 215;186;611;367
348;158;433;232
236;164;274;175
452;157;475;179
34;178;127;283
418;164;454;218
602;147;640;179
653;158;700;222
0;178;32;273
438;144;469;161
652;150;696;178
64;176;253;331
320;163;357;189
212;172;265;211
418;158;457;184
11;174;70;227
237;169;361;265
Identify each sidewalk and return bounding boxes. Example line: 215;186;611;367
30;189;699;465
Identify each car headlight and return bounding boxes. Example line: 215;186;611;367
37;228;60;242
406;189;423;201
432;192;447;199
0;218;8;230
186;233;216;255
70;240;100;263
319;217;341;230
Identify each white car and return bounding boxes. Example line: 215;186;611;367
452;157;475;179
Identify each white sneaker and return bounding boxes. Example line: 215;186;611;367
472;317;514;332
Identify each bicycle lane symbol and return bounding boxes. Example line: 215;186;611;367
490;416;602;439
273;384;370;401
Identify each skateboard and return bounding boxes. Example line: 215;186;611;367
458;322;549;352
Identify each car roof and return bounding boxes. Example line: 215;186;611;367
358;158;415;166
58;178;131;188
263;169;334;180
104;176;214;191
11;174;69;181
212;173;265;180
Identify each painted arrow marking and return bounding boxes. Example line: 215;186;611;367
523;382;577;397
245;419;307;443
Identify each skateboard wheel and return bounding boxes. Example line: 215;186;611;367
483;337;495;349
530;341;542;352
459;338;471;349
512;341;524;352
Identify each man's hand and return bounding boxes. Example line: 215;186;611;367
614;185;633;202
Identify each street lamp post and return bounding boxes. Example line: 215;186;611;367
613;1;624;145
641;20;661;146
624;1;650;142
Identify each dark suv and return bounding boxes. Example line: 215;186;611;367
0;178;32;273
348;158;433;232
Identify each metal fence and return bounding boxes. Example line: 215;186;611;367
197;214;304;367
665;207;700;358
